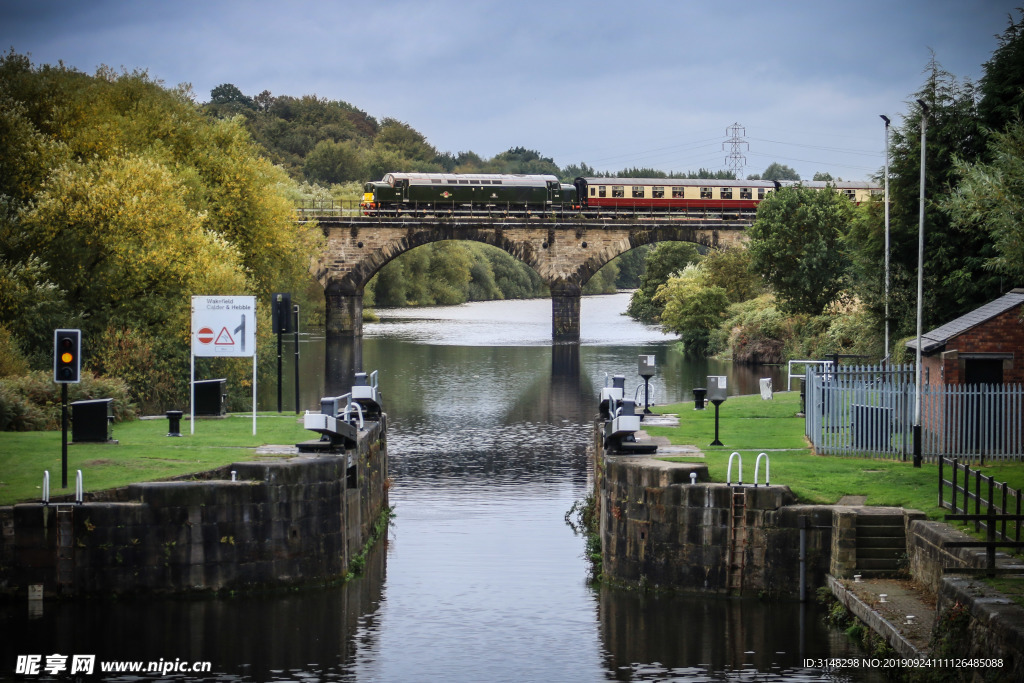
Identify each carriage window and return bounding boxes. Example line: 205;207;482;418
459;180;470;184
492;180;502;185
700;187;712;199
672;186;685;198
598;186;606;198
480;180;491;184
612;186;624;198
739;187;752;200
652;187;665;199
842;189;856;200
632;186;644;198
448;180;458;184
590;187;596;197
758;188;767;199
432;179;443;184
720;188;733;200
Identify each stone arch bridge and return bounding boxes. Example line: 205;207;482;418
313;216;749;341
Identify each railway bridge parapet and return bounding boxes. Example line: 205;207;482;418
312;215;750;341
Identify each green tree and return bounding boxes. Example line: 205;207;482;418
847;56;999;337
626;242;702;322
748;184;852;315
700;245;763;303
654;264;730;355
759;162;800;181
978;9;1024;133
945;121;1024;282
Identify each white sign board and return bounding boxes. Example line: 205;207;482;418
192;296;256;357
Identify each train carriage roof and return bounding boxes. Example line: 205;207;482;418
382;172;559;187
576;177;878;190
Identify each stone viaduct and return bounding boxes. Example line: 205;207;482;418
311;216;749;341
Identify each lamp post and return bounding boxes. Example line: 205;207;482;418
913;99;929;468
879;114;891;363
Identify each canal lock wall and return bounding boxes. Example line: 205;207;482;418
0;422;388;598
593;422;1024;673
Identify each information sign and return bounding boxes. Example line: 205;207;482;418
191;296;256;357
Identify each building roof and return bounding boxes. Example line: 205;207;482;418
906;288;1024;354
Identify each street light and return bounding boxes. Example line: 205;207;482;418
879;114;891;363
913;99;929;468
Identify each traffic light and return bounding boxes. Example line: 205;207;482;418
272;292;293;333
53;329;81;384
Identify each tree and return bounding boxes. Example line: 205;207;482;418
653;264;730;355
748;184;852;315
846;55;999;337
812;172;834;182
978;9;1024;133
945;121;1024;282
700;245;763;303
760;162;800;181
626;242;702;322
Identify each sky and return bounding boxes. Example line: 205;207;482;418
1;0;1019;181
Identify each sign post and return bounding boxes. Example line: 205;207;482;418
191;296;257;435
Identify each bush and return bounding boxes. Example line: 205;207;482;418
0;371;137;431
721;295;792;364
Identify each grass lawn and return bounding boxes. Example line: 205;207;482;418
0;414;311;505
648;391;1024;522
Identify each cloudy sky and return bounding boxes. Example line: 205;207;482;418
1;0;1019;181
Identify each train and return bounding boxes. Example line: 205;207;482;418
360;172;880;217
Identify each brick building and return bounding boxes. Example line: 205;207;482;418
907;288;1024;387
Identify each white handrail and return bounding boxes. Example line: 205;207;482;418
42;471;50;505
754;452;770;487
344;399;365;429
727;452;743;485
75;469;83;504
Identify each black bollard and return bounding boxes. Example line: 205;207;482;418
166;410;183;437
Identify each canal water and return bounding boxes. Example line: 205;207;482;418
1;293;881;682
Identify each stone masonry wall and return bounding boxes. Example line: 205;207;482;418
594;439;837;598
0;421;387;597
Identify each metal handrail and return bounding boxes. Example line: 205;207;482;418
42;471;50;505
754;452;770;487
727;452;743;486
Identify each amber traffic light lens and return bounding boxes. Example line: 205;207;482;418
61;352;74;363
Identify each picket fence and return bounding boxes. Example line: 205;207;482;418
805;364;1024;463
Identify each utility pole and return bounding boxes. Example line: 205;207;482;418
723;123;749;179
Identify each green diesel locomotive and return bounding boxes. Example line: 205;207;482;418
361;172;578;215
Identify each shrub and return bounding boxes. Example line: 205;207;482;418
0;371;137;431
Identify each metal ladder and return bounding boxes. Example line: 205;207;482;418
727;487;746;593
56;505;74;593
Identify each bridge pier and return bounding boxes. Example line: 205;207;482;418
551;283;581;341
325;280;363;337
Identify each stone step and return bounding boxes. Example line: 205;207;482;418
858;547;906;560
856;514;905;527
860;540;909;548
856;557;903;571
857;525;906;539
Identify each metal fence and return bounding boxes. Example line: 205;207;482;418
939;457;1023;542
805;364;1024;462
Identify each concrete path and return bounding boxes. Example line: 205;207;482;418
829;575;937;657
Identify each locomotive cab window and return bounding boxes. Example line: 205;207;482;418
612;186;624;198
739;187;752;200
720;188;733;200
632;186;644;198
672;187;685;198
652;187;665;199
700;187;712;199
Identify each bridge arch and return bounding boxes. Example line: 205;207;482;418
316;218;748;341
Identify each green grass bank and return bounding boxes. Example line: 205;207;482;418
647;391;1024;521
0;414;309;505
